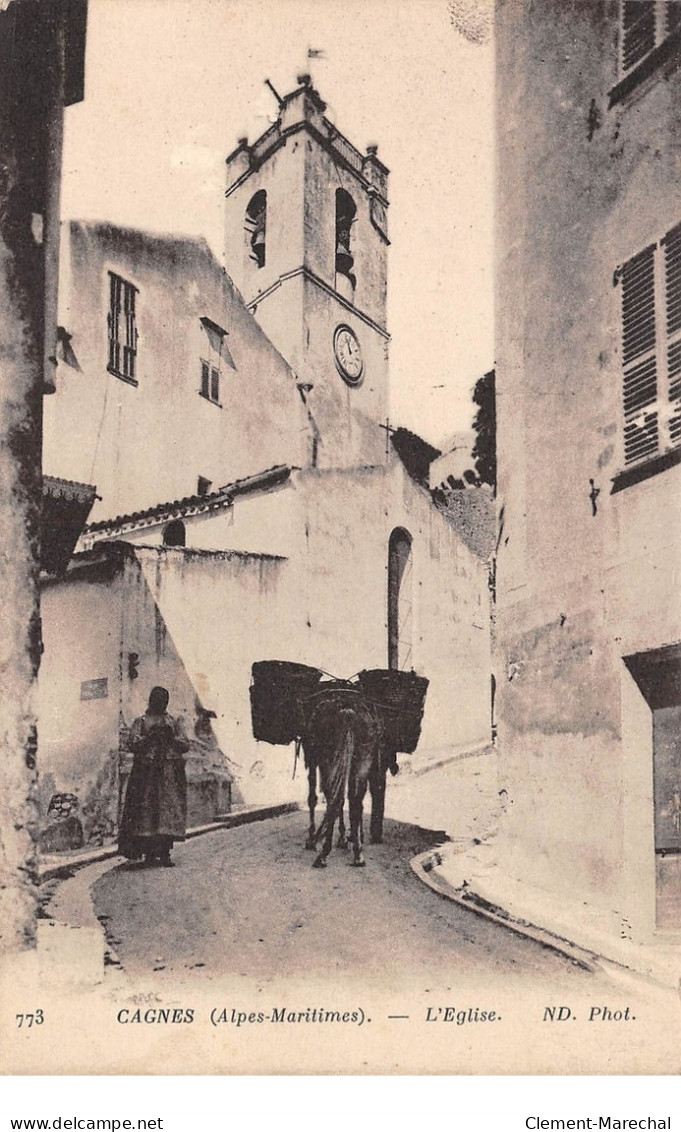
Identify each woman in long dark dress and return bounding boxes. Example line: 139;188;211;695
118;687;190;867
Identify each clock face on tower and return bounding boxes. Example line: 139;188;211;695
333;324;364;386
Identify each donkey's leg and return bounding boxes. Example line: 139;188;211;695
314;717;352;868
313;805;336;868
312;773;337;868
337;801;348;849
349;777;369;867
305;761;318;849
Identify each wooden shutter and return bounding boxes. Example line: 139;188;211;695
123;282;136;379
108;272;121;372
201;360;210;398
664;223;681;445
622;1;656;71
621;245;659;465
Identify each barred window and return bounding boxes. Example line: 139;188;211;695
107;272;138;382
619;223;681;468
621;1;681;74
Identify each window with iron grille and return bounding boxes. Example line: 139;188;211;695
620;1;681;74
107;272;138;382
618;223;681;468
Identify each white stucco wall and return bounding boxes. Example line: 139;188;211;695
495;0;681;943
40;567;122;798
133;545;299;807
43;221;308;523
294;460;493;757
39;549;238;841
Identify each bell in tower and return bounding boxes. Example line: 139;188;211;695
245;189;267;269
335;188;356;298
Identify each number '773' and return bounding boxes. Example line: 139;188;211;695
15;1010;44;1028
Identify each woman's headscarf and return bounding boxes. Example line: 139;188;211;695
148;686;170;714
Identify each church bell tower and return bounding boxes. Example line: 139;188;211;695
224;76;390;468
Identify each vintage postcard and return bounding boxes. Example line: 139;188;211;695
1;0;680;1077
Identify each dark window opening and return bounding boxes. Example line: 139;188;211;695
625;645;681;930
335;188;357;290
162;519;186;547
245;189;267;268
107;272;138;383
388;527;413;671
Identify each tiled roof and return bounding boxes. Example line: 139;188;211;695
85;465;292;534
43;475;97;503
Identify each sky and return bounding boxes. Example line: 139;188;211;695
60;0;494;445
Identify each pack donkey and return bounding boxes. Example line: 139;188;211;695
249;660;426;869
299;685;384;868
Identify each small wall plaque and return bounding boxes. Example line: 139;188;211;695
80;677;108;701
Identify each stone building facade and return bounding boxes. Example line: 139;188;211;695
0;0;87;952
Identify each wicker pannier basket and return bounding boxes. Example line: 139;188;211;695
250;660;323;745
357;668;429;753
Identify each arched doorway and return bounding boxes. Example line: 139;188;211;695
388;527;413;670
